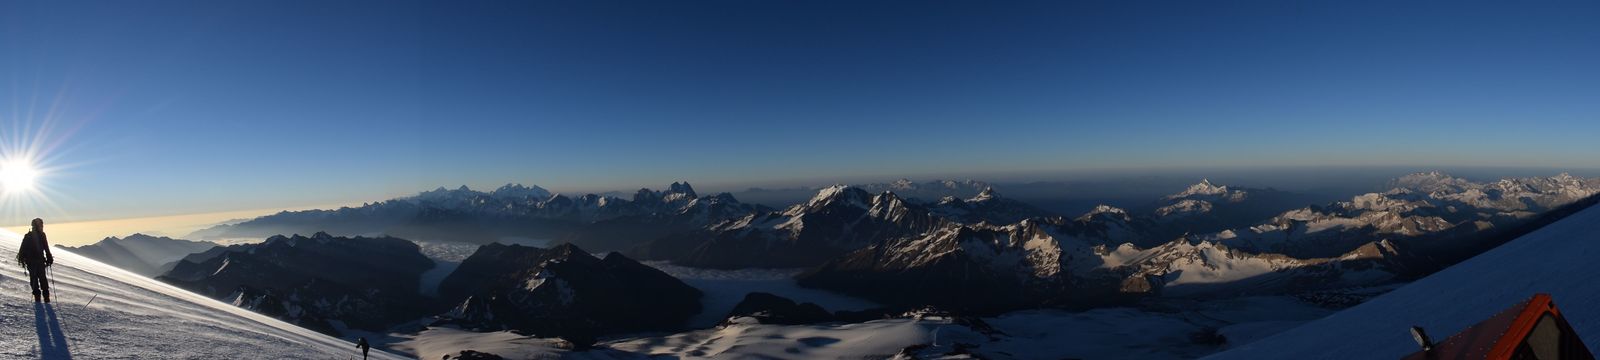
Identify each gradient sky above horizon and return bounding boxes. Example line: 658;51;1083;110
1;0;1599;225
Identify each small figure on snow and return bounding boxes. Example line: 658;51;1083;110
356;337;371;360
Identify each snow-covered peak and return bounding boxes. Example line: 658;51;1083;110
1390;171;1473;193
970;187;999;202
1078;205;1130;221
1174;179;1227;197
491;183;552;199
1166;179;1251;203
799;185;872;211
867;191;916;221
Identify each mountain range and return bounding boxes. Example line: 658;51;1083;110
158;233;437;333
64;233;219;276
798;172;1600;312
137;232;705;345
62;171;1600;357
186;182;768;252
179;173;1600;312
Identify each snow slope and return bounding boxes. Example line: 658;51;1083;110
1209;202;1600;359
0;230;405;359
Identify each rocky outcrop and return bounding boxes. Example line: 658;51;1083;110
435;243;702;344
720;292;834;325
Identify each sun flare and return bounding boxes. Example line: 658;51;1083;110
0;161;38;194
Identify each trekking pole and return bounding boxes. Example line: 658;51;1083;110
84;293;98;309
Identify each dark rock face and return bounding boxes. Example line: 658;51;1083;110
436;243;702;343
443;350;506;360
721;292;834;325
158;232;435;333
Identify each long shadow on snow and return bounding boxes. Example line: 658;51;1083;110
35;303;73;359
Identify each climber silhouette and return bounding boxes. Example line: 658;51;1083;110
15;218;54;303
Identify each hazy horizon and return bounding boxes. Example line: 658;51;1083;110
24;164;1600;246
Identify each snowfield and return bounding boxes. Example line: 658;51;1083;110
0;230;404;359
393;295;1331;359
1210;202;1600;359
397;318;960;360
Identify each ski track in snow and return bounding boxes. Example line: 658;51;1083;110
1210;202;1600;359
0;230;405;359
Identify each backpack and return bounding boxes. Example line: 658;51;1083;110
15;232;39;267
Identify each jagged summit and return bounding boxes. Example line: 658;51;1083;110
634;182;701;204
667;181;696;194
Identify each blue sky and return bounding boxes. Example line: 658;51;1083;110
1;0;1599;222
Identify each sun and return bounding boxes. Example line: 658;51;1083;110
0;161;38;194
